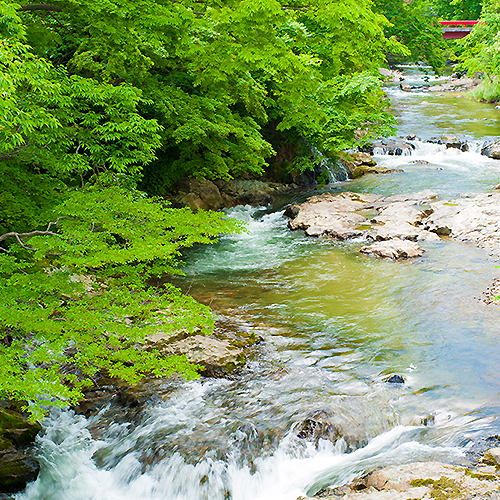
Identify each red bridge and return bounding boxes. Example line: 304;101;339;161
439;20;480;39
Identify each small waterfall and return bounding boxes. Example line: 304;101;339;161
311;147;349;183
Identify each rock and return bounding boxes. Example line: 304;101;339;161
360;239;424;259
368;139;416;156
493;184;500;190
481;140;500;160
295;410;342;445
426;193;500;256
338;152;394;179
302;462;500;500
400;83;411;92
145;317;261;377
287;192;383;239
176;178;225;211
0;408;41;493
427;135;468;152
288;190;500;258
406;134;417;141
385;374;405;384
483;448;500;467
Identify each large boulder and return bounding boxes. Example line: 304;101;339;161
175;178;226;211
286;192;383;239
481;140;500;159
0;408;41;494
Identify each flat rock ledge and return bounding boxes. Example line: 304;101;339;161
286;191;500;259
299;460;500;500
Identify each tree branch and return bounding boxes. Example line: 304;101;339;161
19;4;63;12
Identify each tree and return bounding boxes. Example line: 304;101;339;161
0;182;244;420
374;0;447;73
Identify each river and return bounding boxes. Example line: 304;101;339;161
16;68;500;500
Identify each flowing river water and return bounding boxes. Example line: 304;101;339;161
16;69;500;500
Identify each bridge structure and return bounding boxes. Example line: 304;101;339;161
439;20;480;39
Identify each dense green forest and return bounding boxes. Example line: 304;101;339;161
0;0;497;418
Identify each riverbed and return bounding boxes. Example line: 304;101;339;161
16;69;500;500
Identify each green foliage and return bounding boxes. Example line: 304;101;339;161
0;183;244;420
460;3;500;80
374;0;447;73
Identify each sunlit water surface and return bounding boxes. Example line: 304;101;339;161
16;70;500;500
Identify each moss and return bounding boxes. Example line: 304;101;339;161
0;459;39;493
410;477;462;499
0;409;41;447
465;469;498;481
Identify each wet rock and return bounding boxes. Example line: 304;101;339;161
477;278;500;306
361;239;424;259
369;139;416;156
295;410;341;445
0;409;41;493
288;190;500;259
481;140;500;160
400;83;411;91
385;374;405;384
407;134;417;141
427;135;469;152
483;448;500;467
338;152;377;179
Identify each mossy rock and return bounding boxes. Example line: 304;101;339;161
0;458;40;493
0;409;41;447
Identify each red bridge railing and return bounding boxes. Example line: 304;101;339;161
438;20;480;39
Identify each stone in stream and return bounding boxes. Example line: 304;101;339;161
384;374;405;384
483;447;500;467
287;190;500;259
295;410;342;445
481;140;500;160
338;152;401;179
362;139;416;156
427;135;469;152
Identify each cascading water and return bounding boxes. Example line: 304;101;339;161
15;69;500;500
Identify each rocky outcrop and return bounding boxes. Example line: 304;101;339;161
299;461;500;500
399;77;480;94
0;408;41;494
286;191;500;259
481;140;500;160
427;135;469;152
